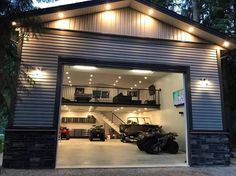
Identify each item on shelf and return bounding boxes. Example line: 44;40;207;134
75;94;92;102
89;125;105;141
149;85;156;95
62;97;71;102
144;100;156;105
131;100;142;105
113;93;132;104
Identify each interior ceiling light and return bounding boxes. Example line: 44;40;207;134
144;77;148;79
144;108;147;110
58;12;64;18
134;84;137;87
148;9;154;15
113;83;116;86
69;80;71;83
118;76;122;79
66;72;69;75
121;107;124;109
223;41;230;47
130;87;133;90
73;65;97;70
67;77;70;79
106;4;111;10
89;82;92;85
12;21;16;26
188;27;194;32
89;78;92;81
69;84;72;86
139;81;142;84
131;69;153;74
116;80;119;83
90;74;93;77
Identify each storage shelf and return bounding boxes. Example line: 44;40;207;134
62;101;160;109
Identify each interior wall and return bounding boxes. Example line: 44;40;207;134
149;73;186;151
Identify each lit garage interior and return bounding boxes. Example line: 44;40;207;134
56;65;188;168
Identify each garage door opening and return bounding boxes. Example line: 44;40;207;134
56;64;189;168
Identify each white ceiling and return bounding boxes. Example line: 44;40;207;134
63;65;169;89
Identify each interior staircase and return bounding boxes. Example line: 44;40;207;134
96;112;121;134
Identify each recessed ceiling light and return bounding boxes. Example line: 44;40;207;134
144;77;148;79
89;82;92;85
116;80;119;83
134;84;137;87
113;83;116;86
67;77;70;79
139;81;142;84
223;41;230;47
58;12;64;18
144;108;147;110
106;4;111;10
117;108;120;111
63;105;66;108
131;69;153;74
90;74;93;77
118;76;122;79
148;9;154;15
73;65;97;70
69;84;72;86
66;72;69;75
89;78;92;81
12;21;16;26
68;80;71;83
188;27;194;32
121;107;124;109
130;87;133;90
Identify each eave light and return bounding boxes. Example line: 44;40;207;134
223;41;230;47
188;27;194;32
148;9;154;15
58;12;64;18
131;69;153;74
73;65;98;70
106;4;111;10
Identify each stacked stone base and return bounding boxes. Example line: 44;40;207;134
2;129;57;169
190;133;230;166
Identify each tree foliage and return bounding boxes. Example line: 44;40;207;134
0;0;42;130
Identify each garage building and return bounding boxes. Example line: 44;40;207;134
3;0;236;169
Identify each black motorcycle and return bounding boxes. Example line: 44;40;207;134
137;130;179;154
89;125;106;141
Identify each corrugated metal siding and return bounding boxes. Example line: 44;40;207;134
46;8;206;43
15;32;222;130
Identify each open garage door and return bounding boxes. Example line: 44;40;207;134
56;63;189;168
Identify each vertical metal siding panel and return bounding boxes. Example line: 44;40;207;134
46;8;205;43
15;33;222;130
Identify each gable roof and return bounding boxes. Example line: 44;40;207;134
20;0;236;50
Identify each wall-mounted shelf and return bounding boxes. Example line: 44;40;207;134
61;116;96;123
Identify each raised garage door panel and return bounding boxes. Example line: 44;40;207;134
14;32;222;130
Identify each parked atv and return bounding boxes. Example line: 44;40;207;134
137;130;179;154
89;125;106;141
60;127;70;140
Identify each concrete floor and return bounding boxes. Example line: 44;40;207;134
56;139;186;168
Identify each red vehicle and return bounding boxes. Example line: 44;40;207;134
60;127;70;140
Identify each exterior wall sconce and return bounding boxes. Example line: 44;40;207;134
200;77;209;87
31;67;43;78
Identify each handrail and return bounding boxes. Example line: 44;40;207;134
112;113;125;124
